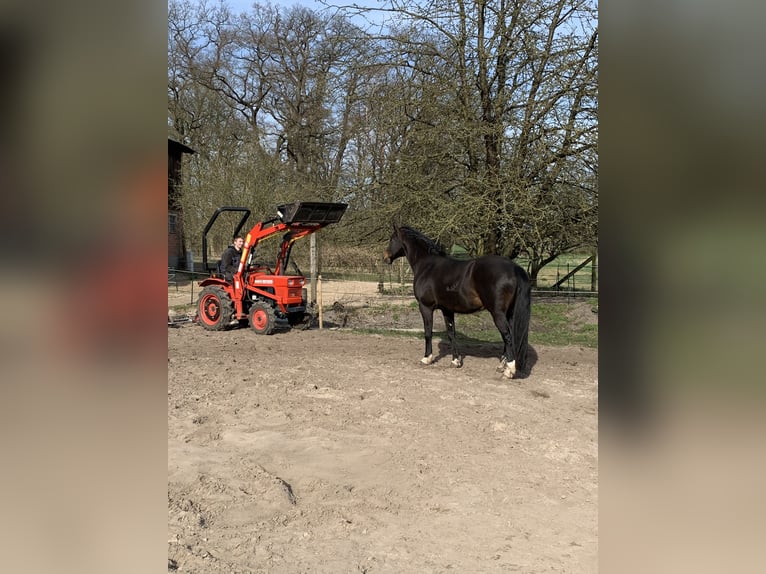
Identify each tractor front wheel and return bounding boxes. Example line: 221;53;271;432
249;302;276;335
197;287;234;331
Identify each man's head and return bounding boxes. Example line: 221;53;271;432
233;237;244;250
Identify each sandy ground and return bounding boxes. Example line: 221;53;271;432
168;282;598;573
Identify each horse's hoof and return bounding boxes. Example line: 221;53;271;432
502;360;517;379
421;354;434;365
496;358;507;372
451;358;463;368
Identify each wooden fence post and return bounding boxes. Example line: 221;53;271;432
317;274;323;329
591;252;598;292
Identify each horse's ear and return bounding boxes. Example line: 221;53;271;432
392;222;399;234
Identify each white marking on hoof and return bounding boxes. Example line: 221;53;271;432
451;357;463;368
503;360;517;379
421;354;434;365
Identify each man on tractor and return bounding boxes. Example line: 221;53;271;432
219;236;244;282
196;201;347;333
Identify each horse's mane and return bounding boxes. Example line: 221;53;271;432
399;226;446;256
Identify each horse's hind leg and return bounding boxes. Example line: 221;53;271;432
443;310;463;367
489;307;516;378
419;302;435;365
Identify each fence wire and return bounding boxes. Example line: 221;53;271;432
169;255;597;313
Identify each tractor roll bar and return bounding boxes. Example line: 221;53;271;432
201;206;251;272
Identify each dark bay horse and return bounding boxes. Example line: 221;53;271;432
383;225;531;379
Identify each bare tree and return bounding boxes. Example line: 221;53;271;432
168;0;597;281
357;0;598;282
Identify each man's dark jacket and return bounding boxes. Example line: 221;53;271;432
219;246;241;279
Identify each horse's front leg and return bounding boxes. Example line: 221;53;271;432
419;302;435;365
443;310;463;367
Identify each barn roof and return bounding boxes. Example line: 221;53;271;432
168;138;195;155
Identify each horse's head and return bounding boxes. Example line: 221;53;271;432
383;224;405;264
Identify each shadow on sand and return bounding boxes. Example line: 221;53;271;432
434;336;539;379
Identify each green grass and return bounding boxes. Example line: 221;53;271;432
343;301;598;348
450;302;597;347
170;293;597;348
531;301;598;347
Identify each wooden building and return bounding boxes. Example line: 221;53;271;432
168;138;195;268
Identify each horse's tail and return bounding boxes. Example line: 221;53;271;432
513;266;532;371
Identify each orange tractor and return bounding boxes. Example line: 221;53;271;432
196;201;347;334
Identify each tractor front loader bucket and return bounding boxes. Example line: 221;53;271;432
276;202;348;225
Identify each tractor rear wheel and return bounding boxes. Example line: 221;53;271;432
249;302;276;335
197;287;234;331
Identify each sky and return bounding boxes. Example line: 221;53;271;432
224;0;389;26
225;0;387;16
220;0;393;29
